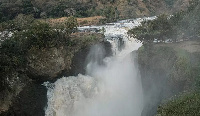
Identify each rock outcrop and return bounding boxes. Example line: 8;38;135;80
0;32;111;116
1;82;47;116
0;72;30;114
26;33;107;81
27;47;66;81
138;41;200;116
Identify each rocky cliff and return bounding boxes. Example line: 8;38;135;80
138;40;200;116
26;33;107;81
0;32;112;116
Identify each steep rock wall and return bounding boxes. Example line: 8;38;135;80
0;33;112;116
138;41;199;116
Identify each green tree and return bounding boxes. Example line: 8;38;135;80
22;0;34;15
103;6;116;22
13;14;35;31
65;16;78;34
128;14;175;43
101;27;106;34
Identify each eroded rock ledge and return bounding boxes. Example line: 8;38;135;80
0;32;112;116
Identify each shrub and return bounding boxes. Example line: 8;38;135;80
157;92;200;116
65;16;78;34
0;21;71;90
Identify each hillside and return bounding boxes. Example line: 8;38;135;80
0;0;190;23
130;0;200;115
128;0;200;45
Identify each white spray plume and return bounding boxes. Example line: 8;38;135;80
44;37;143;116
44;17;151;116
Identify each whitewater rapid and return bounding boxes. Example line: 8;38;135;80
44;17;155;116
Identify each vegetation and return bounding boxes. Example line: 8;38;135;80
0;0;120;23
0;0;191;24
128;14;174;43
157;49;200;116
164;0;175;7
132;4;200;114
157;92;200;116
128;13;184;43
138;41;200;115
128;0;200;44
0;0;199;114
191;53;200;91
65;16;78;34
0;15;78;91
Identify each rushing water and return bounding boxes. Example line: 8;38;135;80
44;17;156;116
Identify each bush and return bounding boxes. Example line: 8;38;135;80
65;16;78;34
128;14;175;43
129;0;200;44
157;92;200;116
0;37;27;91
0;20;72;90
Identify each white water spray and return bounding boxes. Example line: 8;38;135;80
44;17;155;116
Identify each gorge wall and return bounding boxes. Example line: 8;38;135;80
0;33;111;116
138;41;200;116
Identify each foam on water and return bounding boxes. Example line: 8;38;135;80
44;17;155;116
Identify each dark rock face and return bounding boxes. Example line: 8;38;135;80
2;82;47;116
138;46;186;116
26;33;107;81
69;45;90;76
0;72;30;114
69;41;112;76
138;45;195;116
118;37;125;51
0;33;112;115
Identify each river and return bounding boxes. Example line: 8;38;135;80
44;16;156;116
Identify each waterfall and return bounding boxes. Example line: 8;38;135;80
44;17;155;116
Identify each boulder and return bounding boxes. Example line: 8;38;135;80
27;47;66;81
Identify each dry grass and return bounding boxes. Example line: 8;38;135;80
40;16;105;27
